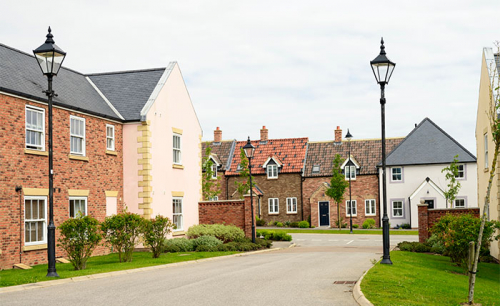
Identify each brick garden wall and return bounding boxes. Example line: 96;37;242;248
0;94;124;270
417;204;480;243
303;175;379;228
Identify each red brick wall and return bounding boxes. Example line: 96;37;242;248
203;172;228;201
0;94;124;270
227;173;303;223
303;175;379;228
417;204;480;242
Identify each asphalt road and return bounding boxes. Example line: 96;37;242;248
1;234;418;306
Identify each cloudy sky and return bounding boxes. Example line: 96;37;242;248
2;1;499;153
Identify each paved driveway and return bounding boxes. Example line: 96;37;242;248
1;234;417;306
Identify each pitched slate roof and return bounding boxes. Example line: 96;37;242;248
304;137;403;177
226;138;308;176
385;118;476;166
202;140;236;171
495;53;500;71
0;43;121;120
88;68;166;121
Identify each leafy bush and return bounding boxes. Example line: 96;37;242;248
284;221;291;227
430;214;500;267
290;222;299;228
400;223;411;229
298;221;309;228
267;221;275;226
257;230;292;241
164;238;194;252
362;218;376;229
397;241;430;253
353;224;359;228
187;224;245;243
217;244;235;252
426;234;445;254
58;215;102;270
255;216;266;226
192;236;223;249
276;222;283;227
195;245;214;252
256;238;272;249
101;212;144;262
141;215;174;258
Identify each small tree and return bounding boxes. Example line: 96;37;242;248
101;212;144;262
441;154;461;208
235;149;254;199
202;146;221;200
58;215;102;270
142;215;174;258
325;154;349;230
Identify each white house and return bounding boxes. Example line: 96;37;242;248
379;118;477;228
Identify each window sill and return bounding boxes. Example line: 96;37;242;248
267;177;278;180
23;243;47;251
172;231;185;236
268;213;279;215
25;149;48;156
106;150;117;156
286;212;298;215
365;214;377;217
69;154;89;162
173;164;184;169
346;215;358;218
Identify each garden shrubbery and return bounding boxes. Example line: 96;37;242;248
186;224;245;243
101;212;144;262
362;218;376;229
141;215;174;258
257;230;292;241
298;221;310;228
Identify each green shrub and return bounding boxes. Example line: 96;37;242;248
430;214;500;268
192;236;223;249
164;238;194;252
58;215;102;270
284;221;291;227
267;221;275;226
164;244;181;253
401;223;411;229
397;241;430;253
276;222;283;227
255;217;266;226
353;224;359;228
101;212;144;262
195;245;214;252
256;238;272;249
290;222;299;228
298;221;309;228
426;234;445;254
362;218;376;229
256;230;292;241
217;244;233;252
186;224;245;243
141;215;174;258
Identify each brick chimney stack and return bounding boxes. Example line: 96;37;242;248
335;126;342;143
260;126;268;141
214;127;222;142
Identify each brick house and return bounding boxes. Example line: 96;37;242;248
224;127;308;223
0;42;201;269
303;127;403;228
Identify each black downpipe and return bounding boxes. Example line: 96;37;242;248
16;186;22;264
301;176;305;221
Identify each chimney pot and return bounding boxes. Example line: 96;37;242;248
335;126;342;143
260;126;269;141
214;127;222;142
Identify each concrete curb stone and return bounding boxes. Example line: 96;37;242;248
353;265;375;306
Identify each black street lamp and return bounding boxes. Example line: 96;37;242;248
370;37;395;265
345;129;353;234
33;27;66;277
242;137;256;243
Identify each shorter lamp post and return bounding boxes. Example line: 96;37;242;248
33;27;67;277
345;129;353;233
370;37;395;265
243;137;256;243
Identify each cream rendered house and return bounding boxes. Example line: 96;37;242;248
475;47;500;259
89;63;202;235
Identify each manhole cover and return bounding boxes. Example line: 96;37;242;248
333;281;357;285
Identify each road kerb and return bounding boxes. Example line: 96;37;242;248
353;265;375;306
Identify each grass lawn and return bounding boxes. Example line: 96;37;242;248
263;228;418;235
0;251;239;288
361;251;500;306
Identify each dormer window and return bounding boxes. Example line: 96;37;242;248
211;163;217;179
267;164;278;179
340;156;360;181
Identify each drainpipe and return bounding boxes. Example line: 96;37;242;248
301;176;305;221
226;174;229;200
408;197;411;228
15;186;22;264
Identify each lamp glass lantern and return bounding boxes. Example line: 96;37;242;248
243;137;255;159
370;38;395;85
33;27;66;76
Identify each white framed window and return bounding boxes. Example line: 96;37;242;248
456;164;465;179
173;134;182;164
454;198;466;208
344;165;356;180
286;197;297;214
267;164;278;179
209;196;218;201
484;133;488;169
312;165;320;174
269;198;279;214
173;197;183;230
25;106;45;151
346;200;357;216
392;200;404;217
24;196;47;245
236;163;242;171
365;199;376;216
211;163;217;179
106;124;115;151
391;167;402;182
70;116;86;155
69;197;87;218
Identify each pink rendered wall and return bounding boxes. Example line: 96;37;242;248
123;123;141;214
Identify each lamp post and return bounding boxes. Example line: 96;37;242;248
370;37;395;265
345;129;353;234
33;27;66;277
243;137;256;243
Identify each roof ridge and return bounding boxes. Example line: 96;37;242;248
235;137;309;143
423;118;477;160
308;137;404;144
86;68;166;76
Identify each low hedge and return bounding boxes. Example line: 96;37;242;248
187;224;245;243
257;230;292;241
